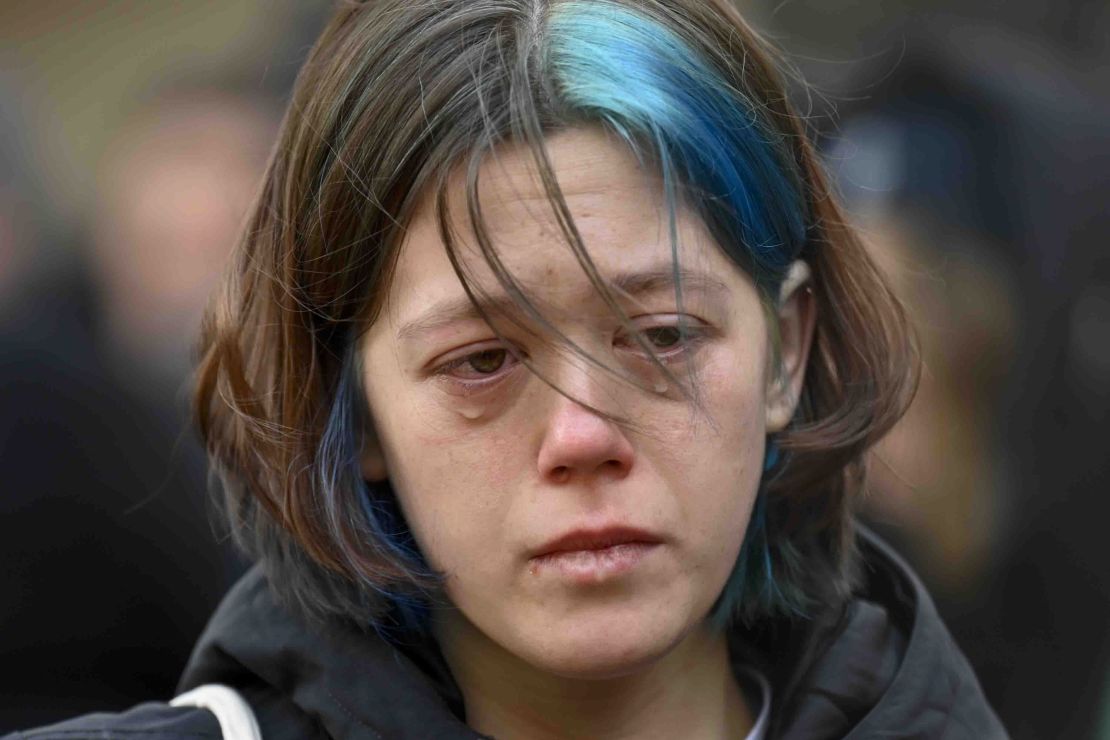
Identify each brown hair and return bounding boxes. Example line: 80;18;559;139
195;0;918;627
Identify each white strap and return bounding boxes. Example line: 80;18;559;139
172;684;263;740
737;666;772;740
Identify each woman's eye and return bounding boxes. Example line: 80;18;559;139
434;344;519;386
619;317;709;363
643;326;683;349
465;349;507;374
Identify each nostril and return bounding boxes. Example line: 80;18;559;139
536;399;636;483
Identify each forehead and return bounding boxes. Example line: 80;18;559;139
381;126;739;326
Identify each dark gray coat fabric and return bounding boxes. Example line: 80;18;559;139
5;531;1007;739
766;533;1007;739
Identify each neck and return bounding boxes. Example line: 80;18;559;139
437;618;752;740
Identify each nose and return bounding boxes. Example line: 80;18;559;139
536;387;635;485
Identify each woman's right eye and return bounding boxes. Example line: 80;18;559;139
459;348;507;375
433;344;519;386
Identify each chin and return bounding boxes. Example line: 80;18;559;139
517;611;691;680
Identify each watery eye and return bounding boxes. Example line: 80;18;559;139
644;326;683;348
466;348;507;374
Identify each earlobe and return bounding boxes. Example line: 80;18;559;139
765;260;816;433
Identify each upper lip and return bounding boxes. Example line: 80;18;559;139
531;526;664;559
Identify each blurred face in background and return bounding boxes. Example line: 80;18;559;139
359;127;813;682
93;92;275;382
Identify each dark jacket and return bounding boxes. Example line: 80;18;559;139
5;532;1007;739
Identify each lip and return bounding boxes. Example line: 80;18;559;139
528;526;664;583
532;526;665;558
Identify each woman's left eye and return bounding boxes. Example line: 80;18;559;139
619;317;707;359
642;326;683;349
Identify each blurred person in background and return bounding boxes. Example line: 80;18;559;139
0;81;276;730
857;213;1017;599
819;20;1110;738
91;87;278;393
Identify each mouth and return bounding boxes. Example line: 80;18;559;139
529;526;664;583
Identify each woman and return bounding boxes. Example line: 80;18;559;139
10;0;1006;737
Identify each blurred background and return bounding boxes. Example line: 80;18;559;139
0;1;1106;737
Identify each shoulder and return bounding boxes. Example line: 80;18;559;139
846;530;1009;738
3;702;221;740
763;528;1008;738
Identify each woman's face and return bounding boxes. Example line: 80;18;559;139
359;127;811;679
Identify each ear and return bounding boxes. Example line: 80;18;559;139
765;260;816;433
359;424;390;482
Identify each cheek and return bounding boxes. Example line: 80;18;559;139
664;349;767;561
404;414;523;499
678;348;768;467
379;415;523;572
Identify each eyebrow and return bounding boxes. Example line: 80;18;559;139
395;267;733;342
609;268;731;301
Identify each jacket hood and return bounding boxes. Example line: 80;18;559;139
767;532;1006;738
178;530;1005;739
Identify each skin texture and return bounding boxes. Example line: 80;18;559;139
359;127;814;739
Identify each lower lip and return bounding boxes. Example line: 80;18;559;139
530;542;659;583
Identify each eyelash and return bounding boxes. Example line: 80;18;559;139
616;320;709;359
434;344;521;388
431;316;709;393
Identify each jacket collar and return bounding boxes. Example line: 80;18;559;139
179;529;1003;739
179;567;483;739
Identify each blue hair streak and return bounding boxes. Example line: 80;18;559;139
546;0;807;293
316;344;435;636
